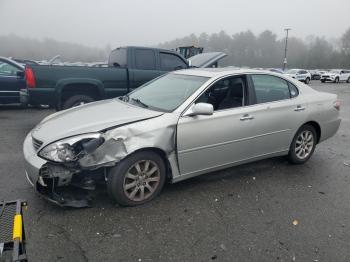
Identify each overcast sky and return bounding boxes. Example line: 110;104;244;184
1;0;349;48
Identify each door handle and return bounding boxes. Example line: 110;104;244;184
294;105;306;112
240;114;254;121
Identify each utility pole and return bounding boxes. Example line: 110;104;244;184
282;28;291;71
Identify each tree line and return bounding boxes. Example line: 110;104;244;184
159;28;350;69
1;28;349;69
0;34;110;62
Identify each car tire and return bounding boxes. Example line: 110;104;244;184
107;151;166;206
334;77;339;83
321;79;325;83
62;95;95;110
347;77;350;83
288;124;317;165
305;77;310;84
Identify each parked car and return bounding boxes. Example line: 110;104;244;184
0;57;25;105
310;70;321;80
20;46;226;110
23;68;341;207
284;69;311;84
269;68;284;74
321;69;350;83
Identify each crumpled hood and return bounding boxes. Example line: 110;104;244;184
31;99;163;144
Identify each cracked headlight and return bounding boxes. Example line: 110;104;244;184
38;133;105;163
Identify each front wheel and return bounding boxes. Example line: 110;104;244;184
305;77;310;84
107;151;166;206
334;77;339;83
62;94;95;110
288;125;317;164
347;77;350;83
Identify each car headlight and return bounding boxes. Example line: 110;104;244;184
38;133;105;163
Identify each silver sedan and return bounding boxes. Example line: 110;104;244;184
23;68;341;207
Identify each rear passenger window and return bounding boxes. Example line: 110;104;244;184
160;53;187;71
135;49;156;70
251;75;291;103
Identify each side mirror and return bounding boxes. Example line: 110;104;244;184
184;103;214;117
16;71;24;78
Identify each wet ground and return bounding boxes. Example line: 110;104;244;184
0;81;349;262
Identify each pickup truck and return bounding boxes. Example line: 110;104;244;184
20;46;226;110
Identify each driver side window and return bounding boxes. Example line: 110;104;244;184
196;76;246;111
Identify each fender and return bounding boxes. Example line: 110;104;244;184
55;78;105;109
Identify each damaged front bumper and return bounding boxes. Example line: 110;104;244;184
23;134;101;207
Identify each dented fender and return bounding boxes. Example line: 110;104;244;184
78;113;182;180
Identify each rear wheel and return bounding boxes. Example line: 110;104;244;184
288;125;317;164
107;151;166;206
62;94;95;110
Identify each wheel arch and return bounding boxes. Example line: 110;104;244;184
55;78;105;109
301;121;321;143
129;147;173;180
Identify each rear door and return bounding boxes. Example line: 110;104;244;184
246;74;306;153
129;48;163;90
0;59;25;104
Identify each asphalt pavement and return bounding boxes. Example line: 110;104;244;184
0;81;349;262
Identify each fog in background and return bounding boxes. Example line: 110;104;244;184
0;0;349;68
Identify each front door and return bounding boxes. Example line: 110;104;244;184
177;75;256;176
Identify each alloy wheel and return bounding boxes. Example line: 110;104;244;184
295;130;314;160
123;160;161;202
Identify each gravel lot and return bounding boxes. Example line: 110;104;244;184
0;81;349;262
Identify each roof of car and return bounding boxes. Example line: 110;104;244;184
173;67;276;78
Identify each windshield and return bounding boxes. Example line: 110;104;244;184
127;73;209;112
330;70;340;74
286;69;298;74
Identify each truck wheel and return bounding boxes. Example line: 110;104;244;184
288;124;317;165
107;151;166;206
62;95;95;110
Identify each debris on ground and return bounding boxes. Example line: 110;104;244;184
292;220;299;226
220;244;227;251
344;162;349;166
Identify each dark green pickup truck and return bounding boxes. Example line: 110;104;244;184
20;46;226;110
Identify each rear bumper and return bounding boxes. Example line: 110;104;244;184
20;88;56;106
19;89;28;106
319;118;341;142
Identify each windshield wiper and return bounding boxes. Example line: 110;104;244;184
131;98;149;108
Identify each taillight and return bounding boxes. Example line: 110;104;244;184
333;100;341;110
25;67;36;88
